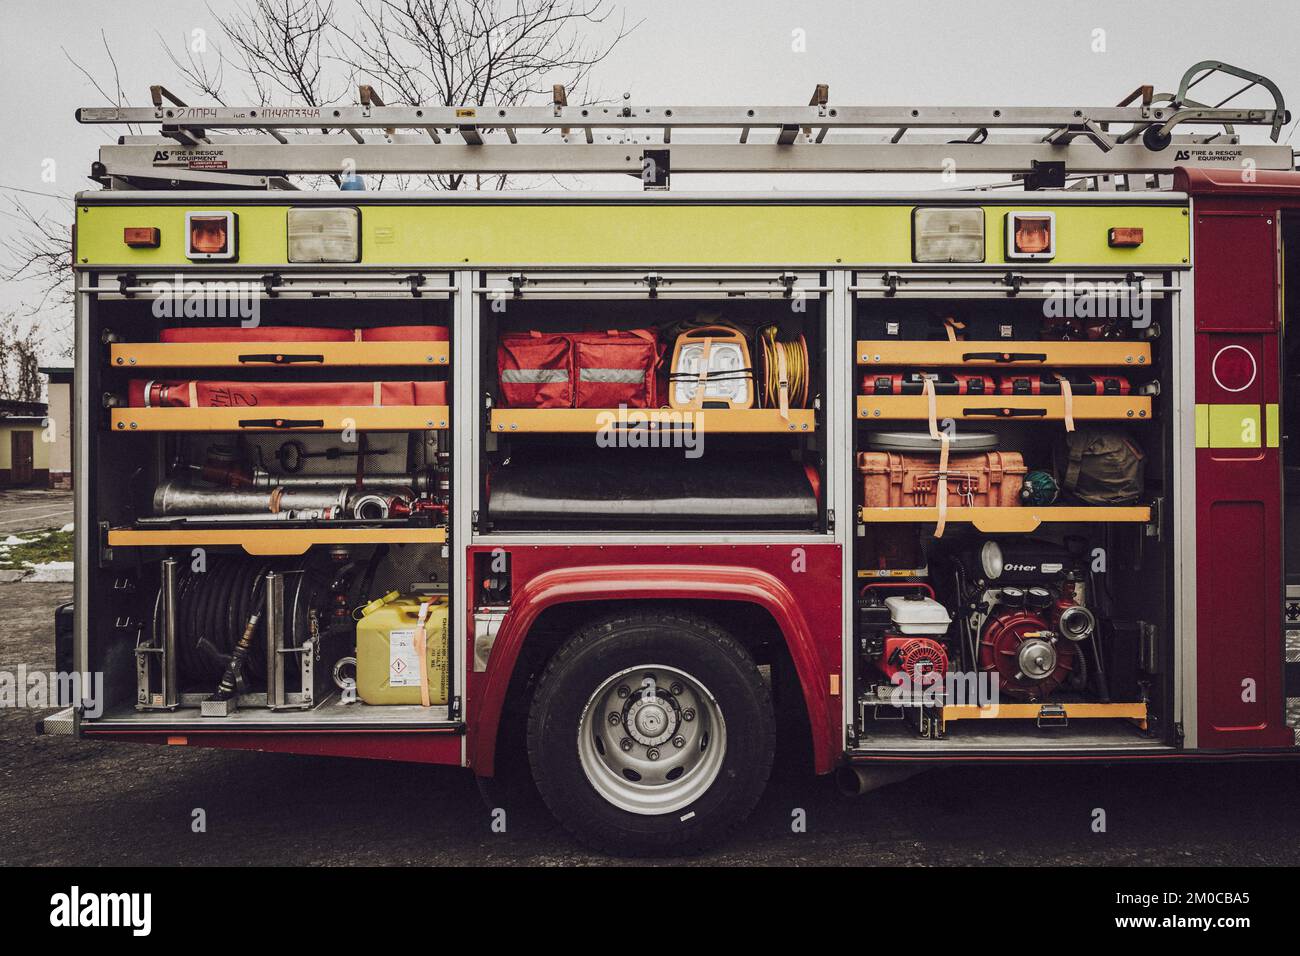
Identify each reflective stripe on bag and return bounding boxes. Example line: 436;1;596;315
579;368;646;384
500;369;570;383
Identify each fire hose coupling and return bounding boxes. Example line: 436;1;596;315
350;493;391;520
1056;604;1097;642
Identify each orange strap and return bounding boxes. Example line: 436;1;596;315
1060;376;1075;432
943;317;966;342
689;337;714;410
775;340;791;420
924;378;949;539
414;599;432;708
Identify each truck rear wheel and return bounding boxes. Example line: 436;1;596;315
526;610;775;856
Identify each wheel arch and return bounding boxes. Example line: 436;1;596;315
469;563;834;776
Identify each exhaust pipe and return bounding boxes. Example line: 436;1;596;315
835;764;925;797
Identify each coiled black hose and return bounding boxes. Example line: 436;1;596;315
150;555;300;686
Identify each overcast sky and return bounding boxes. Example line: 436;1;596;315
3;0;1298;355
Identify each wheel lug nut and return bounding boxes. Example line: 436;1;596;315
673;736;686;749
670;682;683;695
646;748;660;761
682;708;696;722
608;712;621;725
616;685;630;699
619;737;634;752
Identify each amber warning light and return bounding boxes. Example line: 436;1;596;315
123;227;160;248
1108;227;1145;247
185;211;237;260
1005;211;1056;260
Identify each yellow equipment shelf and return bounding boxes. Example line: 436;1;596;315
107;526;446;556
856;394;1149;421
859;505;1150;533
941;701;1148;729
489;407;816;433
856;340;1151;367
110;340;450;368
111;405;449;432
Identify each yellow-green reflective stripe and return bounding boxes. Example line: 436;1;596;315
1266;403;1280;448
1196;403;1263;449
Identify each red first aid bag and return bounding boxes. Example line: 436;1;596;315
498;332;574;408
497;329;661;409
572;330;660;408
129;379;446;407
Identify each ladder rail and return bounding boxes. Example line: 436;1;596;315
75;60;1292;188
78;102;1284;135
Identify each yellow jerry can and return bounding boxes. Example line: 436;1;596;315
355;595;450;705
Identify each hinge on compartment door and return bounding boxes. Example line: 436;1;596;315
827;508;835;533
97;521;113;564
1144;496;1164;543
882;271;900;297
508;273;524;298
450;695;462;720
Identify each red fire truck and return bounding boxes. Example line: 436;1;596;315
42;64;1300;854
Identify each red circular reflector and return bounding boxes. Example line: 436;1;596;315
1211;345;1257;394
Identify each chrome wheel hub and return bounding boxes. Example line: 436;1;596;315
577;665;726;816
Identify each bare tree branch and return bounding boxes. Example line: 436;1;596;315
3;1;636;322
0;311;54;397
0;200;74;317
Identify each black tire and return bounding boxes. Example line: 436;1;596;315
526;610;775;856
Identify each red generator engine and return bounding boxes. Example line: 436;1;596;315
879;634;949;686
857;585;952;689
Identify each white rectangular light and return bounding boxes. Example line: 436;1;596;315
912;207;985;263
287;207;361;263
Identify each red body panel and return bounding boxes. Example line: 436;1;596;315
464;544;844;776
81;729;463;764
1184;173;1292;748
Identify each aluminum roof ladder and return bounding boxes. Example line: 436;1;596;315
76;60;1294;191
